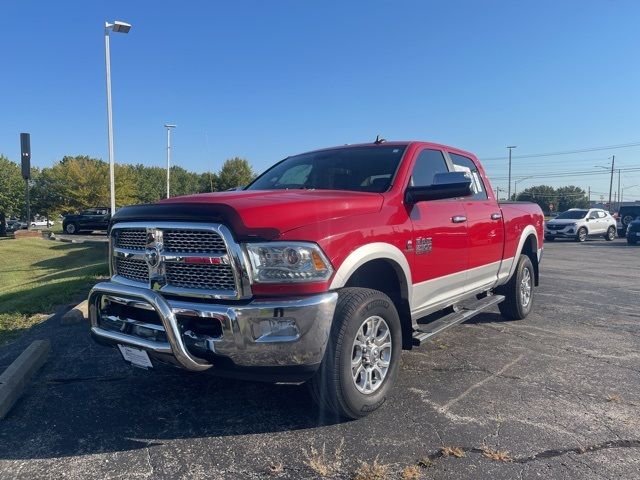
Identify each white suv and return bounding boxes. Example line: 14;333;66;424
545;208;617;242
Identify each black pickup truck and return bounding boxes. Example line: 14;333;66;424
62;207;111;234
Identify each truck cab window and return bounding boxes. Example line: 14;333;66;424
410;149;449;187
450;153;488;200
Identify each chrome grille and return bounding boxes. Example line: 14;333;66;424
163;230;226;253
115;257;149;283
111;224;244;298
166;263;236;291
114;229;147;250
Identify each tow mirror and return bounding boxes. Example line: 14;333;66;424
405;172;472;204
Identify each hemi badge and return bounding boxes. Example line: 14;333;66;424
185;257;222;265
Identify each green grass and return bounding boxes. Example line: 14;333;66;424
0;237;109;344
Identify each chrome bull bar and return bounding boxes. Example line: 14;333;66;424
89;282;212;371
89;281;339;372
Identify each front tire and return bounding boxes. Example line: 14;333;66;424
308;288;402;419
545;236;555;242
629;237;638;245
65;222;78;234
577;227;587;242
605;226;616;241
497;255;534;320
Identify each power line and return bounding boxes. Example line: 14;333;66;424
490;166;640;181
481;141;640;162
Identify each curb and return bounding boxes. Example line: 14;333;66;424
0;339;51;419
60;300;88;325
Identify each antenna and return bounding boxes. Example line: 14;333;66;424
374;134;386;144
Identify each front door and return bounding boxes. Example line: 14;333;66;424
408;148;469;317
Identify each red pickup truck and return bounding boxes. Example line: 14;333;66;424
89;140;544;418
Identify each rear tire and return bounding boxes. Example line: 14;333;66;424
497;255;534;320
308;288;402;419
605;226;616;241
628;237;638;245
576;227;587;242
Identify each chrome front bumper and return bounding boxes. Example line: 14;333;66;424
88;282;338;374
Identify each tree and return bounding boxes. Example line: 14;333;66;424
217;157;255;191
199;171;219;193
0;156;25;235
51;156;110;211
515;185;557;214
556;185;589;211
169;166;201;197
131;164;166;204
31;168;65;219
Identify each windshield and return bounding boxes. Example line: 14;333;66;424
556;210;588;219
246;146;407;193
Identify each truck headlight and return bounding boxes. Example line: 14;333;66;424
244;242;333;283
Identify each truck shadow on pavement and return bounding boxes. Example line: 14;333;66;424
0;317;345;460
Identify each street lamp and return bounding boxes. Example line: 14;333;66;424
507;146;516;199
165;124;177;198
513;175;534;198
104;20;132;213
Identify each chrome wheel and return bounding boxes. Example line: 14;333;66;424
66;223;76;234
351;315;392;394
578;228;587;242
520;267;532;307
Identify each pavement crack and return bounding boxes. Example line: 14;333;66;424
512;439;640;464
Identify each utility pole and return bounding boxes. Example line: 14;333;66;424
608;155;615;211
617;168;621;210
587;186;590;205
507;146;516;199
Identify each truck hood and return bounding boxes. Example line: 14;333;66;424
113;190;384;240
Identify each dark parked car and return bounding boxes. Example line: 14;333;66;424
62;207;111;234
617;205;640;234
6;220;27;232
626;218;640;245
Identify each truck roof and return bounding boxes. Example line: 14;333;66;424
299;141;478;160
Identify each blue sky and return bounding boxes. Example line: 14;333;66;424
1;0;639;199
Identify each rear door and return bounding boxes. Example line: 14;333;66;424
408;148;469;316
449;152;504;293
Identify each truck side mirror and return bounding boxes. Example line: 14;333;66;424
405;172;472;204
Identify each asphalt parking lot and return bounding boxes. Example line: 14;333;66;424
0;238;639;479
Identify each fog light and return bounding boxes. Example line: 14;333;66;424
252;317;299;341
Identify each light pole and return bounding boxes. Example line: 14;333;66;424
513;175;534;198
507;146;516;199
165;124;177;198
104;20;131;213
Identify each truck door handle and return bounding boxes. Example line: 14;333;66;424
491;213;502;220
451;215;467;223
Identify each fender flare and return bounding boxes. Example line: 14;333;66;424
329;242;413;304
505;225;540;281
